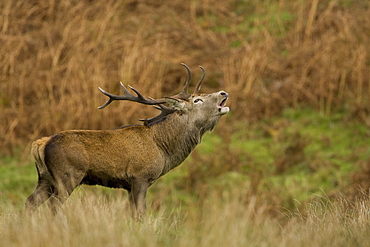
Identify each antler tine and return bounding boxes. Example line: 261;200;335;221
175;63;192;100
98;82;166;109
97;87;118;109
139;104;177;126
193;66;206;95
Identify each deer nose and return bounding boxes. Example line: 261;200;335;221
219;91;228;97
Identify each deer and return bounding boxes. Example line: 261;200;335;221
25;63;229;220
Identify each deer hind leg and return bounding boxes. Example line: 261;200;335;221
47;171;85;214
25;176;54;215
128;178;149;221
48;187;72;215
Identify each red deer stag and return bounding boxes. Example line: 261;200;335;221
25;64;229;219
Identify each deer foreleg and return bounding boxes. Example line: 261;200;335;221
128;178;149;221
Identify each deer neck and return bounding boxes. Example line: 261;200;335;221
152;113;202;172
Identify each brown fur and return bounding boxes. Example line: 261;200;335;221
25;90;229;219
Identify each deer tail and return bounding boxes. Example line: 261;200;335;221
31;137;51;176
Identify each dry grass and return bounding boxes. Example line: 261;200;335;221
0;189;369;247
0;0;369;155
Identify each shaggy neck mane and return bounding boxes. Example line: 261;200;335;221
151;113;202;172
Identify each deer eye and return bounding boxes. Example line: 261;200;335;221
193;98;203;104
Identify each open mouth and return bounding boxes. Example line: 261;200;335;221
217;96;229;114
218;98;227;108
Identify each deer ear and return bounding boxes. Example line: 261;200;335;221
165;97;186;110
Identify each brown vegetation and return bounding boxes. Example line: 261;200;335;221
1;0;369;155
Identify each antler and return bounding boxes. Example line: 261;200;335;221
173;63;207;99
98;63;207;109
193;66;206;95
97;82;167;109
140;104;177;126
173;63;192;100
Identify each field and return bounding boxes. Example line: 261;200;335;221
1;0;370;246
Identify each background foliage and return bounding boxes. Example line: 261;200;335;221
1;0;369;154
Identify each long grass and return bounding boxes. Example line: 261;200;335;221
0;189;368;247
0;0;369;155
